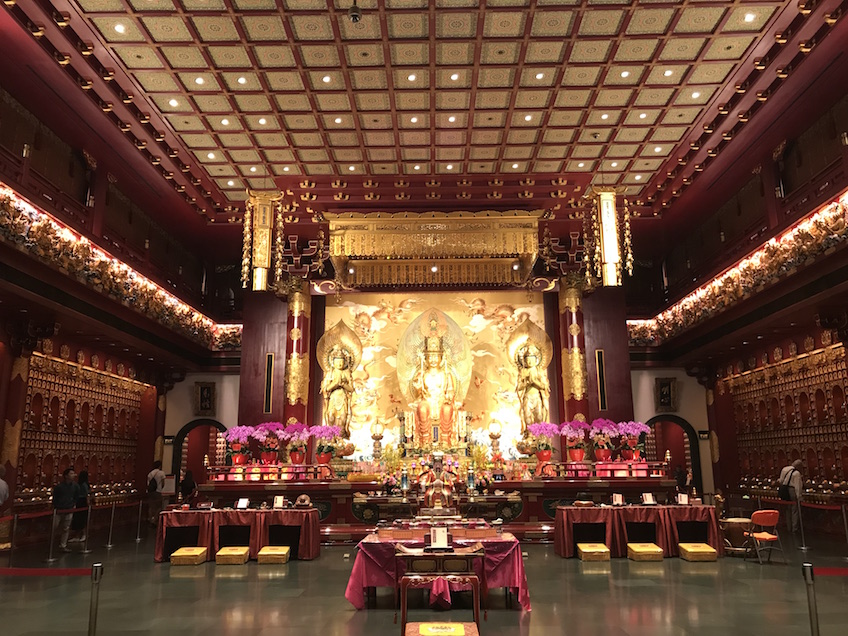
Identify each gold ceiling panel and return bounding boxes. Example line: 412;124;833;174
531;11;574;37
615;128;650;143
579;10;625;36
651;127;687;143
483;11;528;38
191;16;240;42
627;9;675;35
218;134;253;148
367;148;396;161
79;0;123;10
659;38;707;61
388;14;429;38
141;17;194;43
180;133;216;148
391;42;430;66
534;160;563;172
525;41;566;64
615;39;660;63
161;46;207;69
253;46;296;68
229;149;261;163
240;16;287;41
235;94;272;112
263;149;295;162
675;8;727;34
594;89;634;107
133;72;179;93
481;42;521;65
116;46;163;69
547;111;582;127
689;62;736;85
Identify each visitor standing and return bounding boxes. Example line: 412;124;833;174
179;470;198;505
52;468;79;552
778;459;803;532
69;470;90;543
147;460;166;525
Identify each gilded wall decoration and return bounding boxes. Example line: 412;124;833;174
558;285;582;314
324;290;545;457
286;353;309;405
290;327;302;341
561;348;587;401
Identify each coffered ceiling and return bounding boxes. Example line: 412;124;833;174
2;0;847;224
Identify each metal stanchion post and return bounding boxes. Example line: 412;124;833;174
135;499;143;543
105;502;116;549
46;509;58;563
802;563;819;636
88;562;103;636
842;504;848;562
81;505;93;554
757;496;762;510
798;499;809;551
8;513;17;567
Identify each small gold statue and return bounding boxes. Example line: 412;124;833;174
507;318;553;437
316;321;362;438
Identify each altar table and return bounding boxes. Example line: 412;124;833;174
154;508;321;562
345;532;531;611
554;505;722;558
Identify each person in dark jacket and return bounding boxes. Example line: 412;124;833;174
53;468;79;552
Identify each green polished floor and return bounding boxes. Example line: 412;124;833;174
1;528;847;635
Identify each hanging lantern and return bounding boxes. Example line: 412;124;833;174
241;190;284;291
585;186;633;287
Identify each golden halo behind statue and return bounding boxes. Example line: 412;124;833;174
506;318;553;369
316;320;363;372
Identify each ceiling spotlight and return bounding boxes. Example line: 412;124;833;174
524;114;532;121
410;116;418;123
578;162;585;167
450;73;459;81
237;76;247;85
654;146;662;152
221;118;229;125
249;166;257;172
408;73;416;81
446;164;453;170
168;98;179;107
692;91;701;98
334;117;342;124
430;265;438;273
414;165;420;170
448;116;456;123
601;113;609;120
283;166;290;172
621;71;630;78
349;165;355;171
512;163;518;169
195;77;204;85
348;0;362;23
258;118;267;125
227;180;234;186
512;262;520;271
611;162;618;167
322;75;331;83
114;24;128;35
535;72;544;80
664;69;673;77
744;12;756;22
639;112;647;119
635;175;642;181
207;152;215;159
348;267;355;275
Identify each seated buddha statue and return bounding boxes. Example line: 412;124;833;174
418;453;457;509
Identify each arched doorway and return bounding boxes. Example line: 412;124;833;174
644;414;703;495
171;419;227;484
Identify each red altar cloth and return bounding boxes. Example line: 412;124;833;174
154;508;321;562
345;533;531;612
554;505;722;558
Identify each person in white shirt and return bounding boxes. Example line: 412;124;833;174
778;459;803;532
0;465;9;509
146;460;166;525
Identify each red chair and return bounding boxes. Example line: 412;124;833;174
744;510;785;564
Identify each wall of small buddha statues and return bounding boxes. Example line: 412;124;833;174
712;328;848;499
10;343;158;509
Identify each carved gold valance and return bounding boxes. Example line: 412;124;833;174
326;210;542;286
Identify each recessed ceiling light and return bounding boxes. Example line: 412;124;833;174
408;73;416;81
430;265;438;273
249;166;257;173
237;76;247;85
114;24;126;34
448;116;456;123
744;12;756;22
512;163;518;169
639;112;647;119
635;175;643;181
414;165;420;170
524;114;532;121
221;118;229;125
611;162;618;167
334;117;342;124
450;73;459;81
535;72;544;80
654;146;662;153
410;116;418;123
664;69;673;77
227;180;234;186
195;77;204;85
620;71;630;78
601;113;609;120
168;98;179;107
578;162;585;167
283;166;290;172
322;75;331;83
446;164;453;170
207;152;215;159
349;165;355;171
258;118;267;125
512;263;520;271
692;91;701;98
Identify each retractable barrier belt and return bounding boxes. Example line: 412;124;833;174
812;567;848;577
0;566;91;577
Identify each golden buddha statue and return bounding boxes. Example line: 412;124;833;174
316;321;362;439
507;318;553;437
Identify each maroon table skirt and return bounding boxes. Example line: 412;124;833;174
554;505;722;558
154;508;321;562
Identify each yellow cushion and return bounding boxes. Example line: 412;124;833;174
170;547;207;565
678;543;717;562
627;542;664;561
405;624;479;636
215;546;250;564
577;543;610;561
257;546;290;564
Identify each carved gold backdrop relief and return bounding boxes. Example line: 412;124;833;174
324;291;547;458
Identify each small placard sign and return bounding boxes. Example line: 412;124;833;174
677;493;689;505
430;527;449;549
236;498;250;510
273;496;286;509
641;492;656;505
612;493;624;506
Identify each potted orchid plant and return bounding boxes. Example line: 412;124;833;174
252;422;284;464
589;418;618;461
618;420;651;460
527;422;560;464
281;422;310;464
224;425;255;465
310;425;342;464
560;419;590;462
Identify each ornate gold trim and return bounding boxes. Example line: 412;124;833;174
559;285;582;314
560;347;588;401
289;289;311;319
286;353;309;405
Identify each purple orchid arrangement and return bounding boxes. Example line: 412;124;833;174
618;420;650;438
281;422;310;452
310;425;342;454
589;418;618;449
224;425;255;446
560;420;590;448
527;422;561;450
252;422;285;451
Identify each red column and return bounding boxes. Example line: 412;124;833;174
282;285;312;432
558;280;590;423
